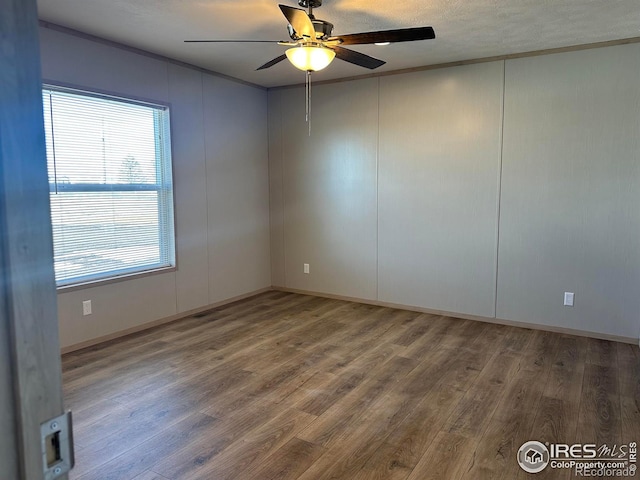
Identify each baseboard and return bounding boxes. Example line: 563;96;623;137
60;287;272;354
274;287;638;345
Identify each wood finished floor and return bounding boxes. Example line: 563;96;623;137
62;291;640;480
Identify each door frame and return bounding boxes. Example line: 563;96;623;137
1;0;68;478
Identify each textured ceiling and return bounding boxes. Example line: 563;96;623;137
37;0;640;88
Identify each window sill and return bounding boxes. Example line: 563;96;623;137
56;265;177;293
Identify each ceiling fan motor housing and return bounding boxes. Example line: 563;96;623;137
298;0;322;8
312;19;333;39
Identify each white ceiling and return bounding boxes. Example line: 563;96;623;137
37;0;640;88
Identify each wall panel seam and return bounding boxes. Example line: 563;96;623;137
280;93;287;288
201;72;212;302
375;77;380;301
493;60;507;319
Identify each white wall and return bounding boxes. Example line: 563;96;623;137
496;45;640;338
203;75;271;303
378;62;504;317
269;43;640;341
273;79;379;300
39;26;271;348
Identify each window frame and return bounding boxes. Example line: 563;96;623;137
42;82;177;291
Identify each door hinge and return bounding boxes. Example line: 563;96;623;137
40;411;74;479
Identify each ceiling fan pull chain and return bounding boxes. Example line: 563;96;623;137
306;70;312;136
304;72;309;123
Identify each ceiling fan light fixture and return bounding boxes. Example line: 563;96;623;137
286;44;336;71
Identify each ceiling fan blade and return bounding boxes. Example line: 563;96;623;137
257;54;288;70
279;4;315;39
332;46;385;70
184;40;280;43
334;26;435;45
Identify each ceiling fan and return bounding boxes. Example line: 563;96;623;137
185;0;436;73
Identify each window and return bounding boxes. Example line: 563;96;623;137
42;86;175;287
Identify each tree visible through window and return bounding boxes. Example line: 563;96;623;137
42;86;175;287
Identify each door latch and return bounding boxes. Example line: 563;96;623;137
40;411;74;479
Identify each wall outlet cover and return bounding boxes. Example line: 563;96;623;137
82;300;92;316
563;292;574;307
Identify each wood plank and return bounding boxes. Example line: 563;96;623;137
239;437;325;480
302;348;491;480
296;369;369;416
405;432;473;480
585;337;617;367
168;408;317;480
543;334;587;402
397;315;464;360
577;363;621;446
295;391;414;480
130;471;169;480
444;351;520;438
512;396;573;480
354;348;491;479
350;441;413;480
510;335;588;480
296;351;424;448
70;402;199;477
458;330;558;480
75;412;219;480
384;310;430;346
200;345;335;419
353;385;466;480
147;401;290;479
466;322;509;351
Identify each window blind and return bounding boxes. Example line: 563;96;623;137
42;86;175;287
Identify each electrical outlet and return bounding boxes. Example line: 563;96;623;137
82;300;92;316
303;263;310;274
563;292;574;307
